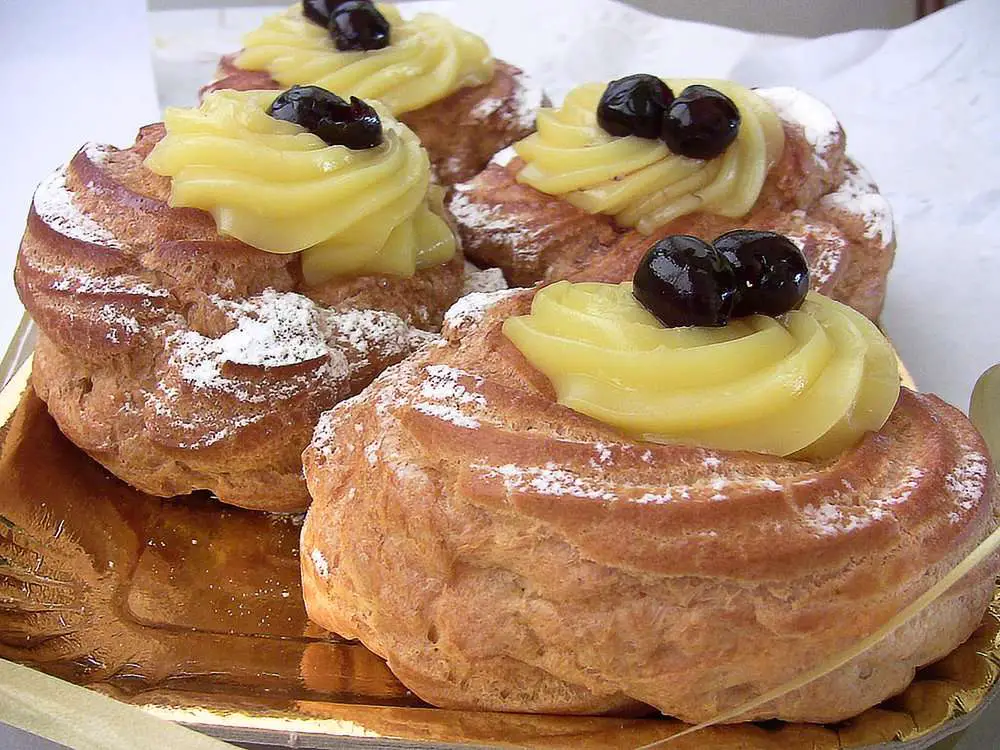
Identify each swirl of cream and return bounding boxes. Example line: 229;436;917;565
236;4;495;115
502;282;900;459
513;79;785;235
144;89;456;283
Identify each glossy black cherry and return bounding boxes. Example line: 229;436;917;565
302;0;366;26
268;86;383;150
329;1;390;51
597;74;674;139
713;230;809;317
661;84;740;160
632;235;739;328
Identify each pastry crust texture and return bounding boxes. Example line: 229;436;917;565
205;56;544;185
448;88;895;321
14;126;465;512
302;289;999;722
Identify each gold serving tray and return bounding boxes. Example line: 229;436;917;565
1;320;998;750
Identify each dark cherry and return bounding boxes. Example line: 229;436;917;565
303;0;367;26
661;84;740;160
597;74;674;139
268;85;382;149
329;1;390;51
632;235;739;328
713;230;809;317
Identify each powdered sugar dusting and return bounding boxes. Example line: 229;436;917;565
876;466;925;507
335;307;415;358
509;71;545;131
486;463;617;501
821;162;895;246
945;450;990;520
490;146;517;168
462;262;509;295
51;271;169;299
471;96;503;120
449;187;544;260
311;410;340;457
82;142;111;165
33;166;123;249
802;500;884;536
411;364;486;429
469;70;542;130
443;288;520;330
174;291;335;381
310;548;329;579
756;87;840;168
166;289;417;403
412;402;480;428
783;213;845;286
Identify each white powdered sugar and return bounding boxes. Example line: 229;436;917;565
592;442;613;466
471;96;503;120
97;304;141;344
50;271;169;299
802;500;884;536
783;214;845;286
462;262;509;295
490;146;518;168
335;307;415;357
820;163;895;246
486;463;617;502
82;142;110;165
167;290;348;402
33;166;123;249
412;402;480;429
311;409;340;456
420;364;486;405
510;71;546;131
310;548;329;579
449;186;544;259
945;450;991;515
443;288;521;330
411;364;487;428
756;87;840;168
635;487;691;504
875;466;925;508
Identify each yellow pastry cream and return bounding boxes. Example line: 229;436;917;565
512;80;785;235
502;282;900;459
236;4;494;116
144;89;456;283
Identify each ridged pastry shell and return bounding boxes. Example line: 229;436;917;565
301;288;998;722
14;126;464;511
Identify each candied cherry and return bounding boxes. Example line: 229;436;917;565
632;235;739;327
329;0;390;51
302;0;366;26
268;85;382;150
661;84;740;160
713;230;809;317
597;74;674;139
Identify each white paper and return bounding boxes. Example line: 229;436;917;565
0;0;161;360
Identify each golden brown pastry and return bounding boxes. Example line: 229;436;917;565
204;3;545;185
301;286;998;723
14;90;464;512
449;84;894;320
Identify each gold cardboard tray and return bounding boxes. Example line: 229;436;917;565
1;336;998;750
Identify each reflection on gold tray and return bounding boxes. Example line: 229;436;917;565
0;356;998;750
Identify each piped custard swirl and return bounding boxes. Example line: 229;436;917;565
503;282;899;459
145;89;456;282
236;4;495;115
513;80;785;234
